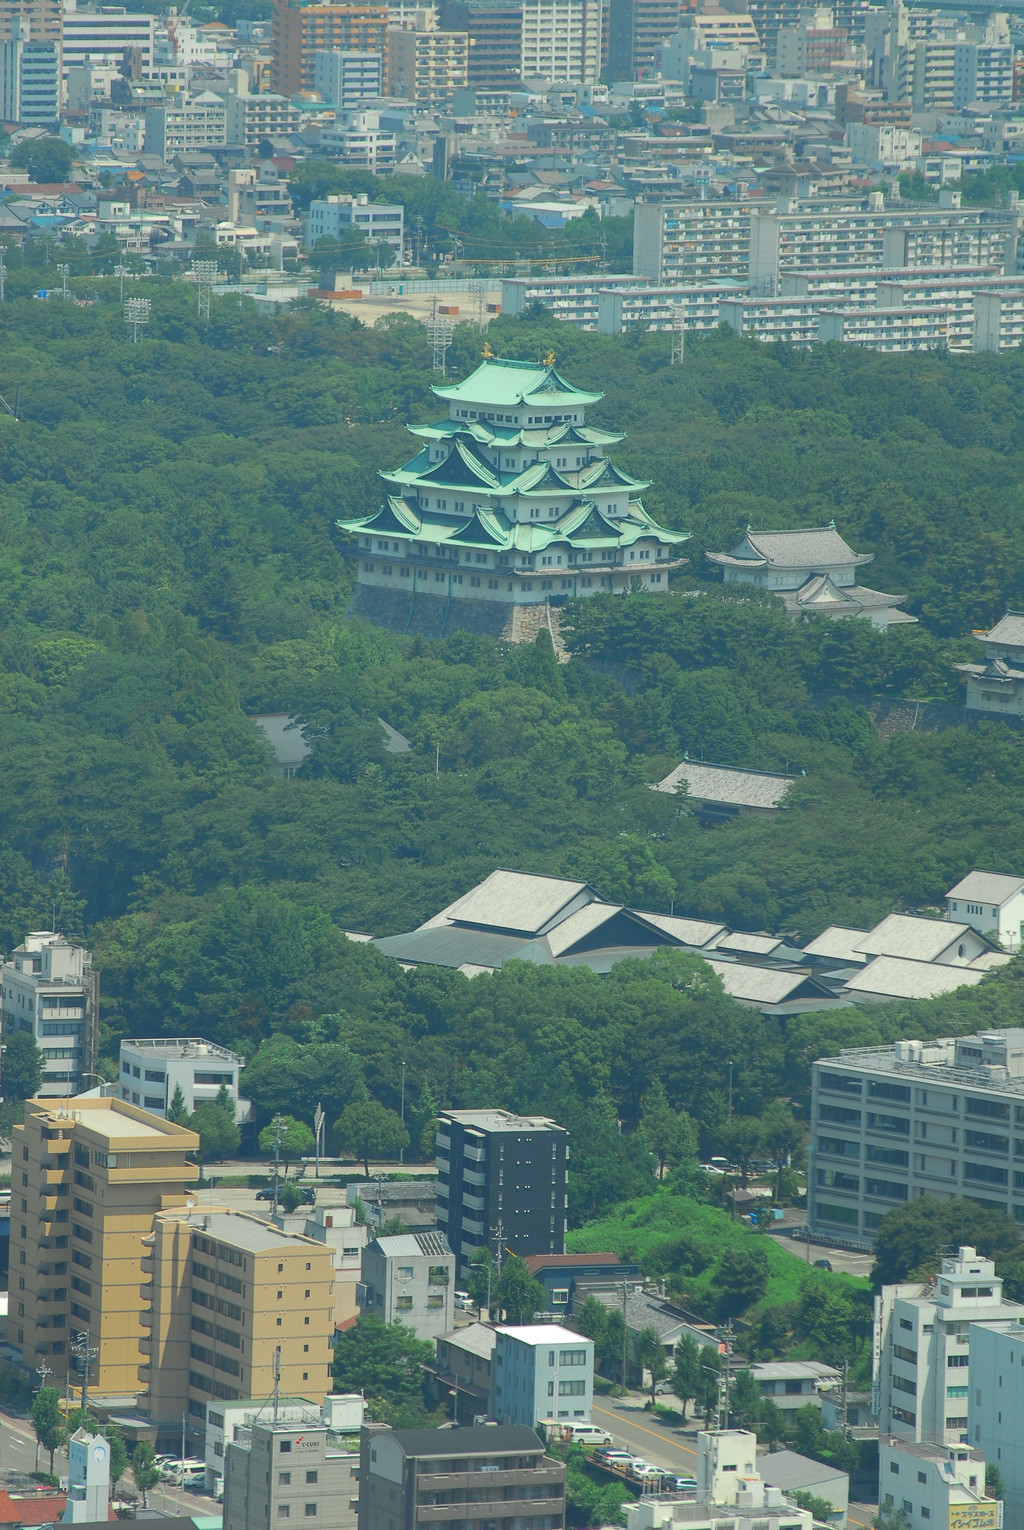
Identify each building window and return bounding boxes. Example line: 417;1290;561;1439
278;1509;290;1519
304;1507;317;1517
279;1474;291;1486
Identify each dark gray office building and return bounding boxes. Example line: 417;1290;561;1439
435;1109;568;1278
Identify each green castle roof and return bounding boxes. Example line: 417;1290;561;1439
432;357;602;409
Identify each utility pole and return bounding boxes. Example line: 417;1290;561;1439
671;303;685;366
272;1113;283;1213
314;1102;324;1180
399;1062;406;1163
33;1362;51;1470
0;249;8;303
57;263;69;301
180;1412;186;1483
114;263;130;304
272;1346;281;1425
71;1330;97;1416
727;1061;734;1120
621;1281;629;1399
718;1323;734;1428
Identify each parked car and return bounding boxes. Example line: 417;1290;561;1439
592;1449;634;1469
654;1380;675;1395
813;1259;833;1271
256;1184;315;1204
453;1290;474;1311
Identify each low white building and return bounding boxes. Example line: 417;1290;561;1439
946;871;1024;948
118;1037;250;1122
626;1431;814;1530
491;1324;594;1429
878;1436;999;1530
875;1247;1024;1446
757;1449;848;1529
63;1429;110;1524
307;192;404;256
205;1394;363;1497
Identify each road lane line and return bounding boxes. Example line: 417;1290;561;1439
592;1405;699;1459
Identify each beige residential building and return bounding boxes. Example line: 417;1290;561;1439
9;1097;198;1397
386;16;468;104
141;1208;335;1451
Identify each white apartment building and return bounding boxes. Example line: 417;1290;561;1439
144;91;227;156
318;112;396;171
656;12;762;82
520;0;602;86
205;1394;363;1497
974;289;1024;352
874;1247;1023;1445
847;122;923;171
386;18;468;105
1;931;98;1095
878;1437;998;1530
633;200;753;284
118;1037;249;1121
312;47;381;107
307;192;403;255
817;304;953;351
61;0;155;76
952;39;1012;108
491;1325;594;1429
0;20;59;126
810;1031;1024;1248
597;282;745;336
969;1321;1024;1528
226;92;304;150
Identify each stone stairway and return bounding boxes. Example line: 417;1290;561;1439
503;602;569;661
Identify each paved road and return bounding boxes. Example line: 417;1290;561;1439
768;1234;874;1280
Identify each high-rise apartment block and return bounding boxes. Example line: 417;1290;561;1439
607;0;683;78
61;0;155;74
874;1246;1023;1445
0;0;59;48
520;0;601;85
810;1030;1024;1249
2;932;99;1098
141;1207;335;1450
436;1108;568;1277
271;0;388;96
358;1422;567;1530
440;0;522;88
0;17;57;124
312;45;382;104
386;15;468;104
9;1096;198;1392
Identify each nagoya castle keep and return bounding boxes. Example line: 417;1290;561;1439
337;350;690;638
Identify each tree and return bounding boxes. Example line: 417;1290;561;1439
333;1100;408;1176
791;1491;837;1522
99;1424;129;1489
2;1031;43;1103
599;1307;626;1387
639;1077;697;1181
493;1255;546;1324
167;1084;189;1125
258;1115;316;1172
572;1296;608;1348
189;1100;240;1164
729;1368;763;1430
279;1180;304;1212
132;1442;161;1508
871;1198;1022;1289
872;1507;910;1530
716;1243;770;1321
671;1332;704;1422
716;1117;764;1188
634;1326;669;1405
466;1245;495;1309
333;1315;433;1408
986;1464;1004;1500
31;1387;64;1474
696;1345;722;1424
10;137;74;184
758;1101;804;1202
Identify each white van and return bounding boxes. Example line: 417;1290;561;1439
565;1423;614;1445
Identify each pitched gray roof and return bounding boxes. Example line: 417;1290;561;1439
428;869;595;936
757;1450;847;1490
801;926;871;964
704;959;832;1004
652;760;795;810
855;913;977;962
980;612;1024;648
947;871;1024;905
707;525;872;571
842;956;987;1000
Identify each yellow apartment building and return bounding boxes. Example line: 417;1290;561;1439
271;0;388;96
10;1097;199;1397
141;1208;335;1452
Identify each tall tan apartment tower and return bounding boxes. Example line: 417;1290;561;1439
271;0;388;95
140;1208;335;1452
10;1097;199;1397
